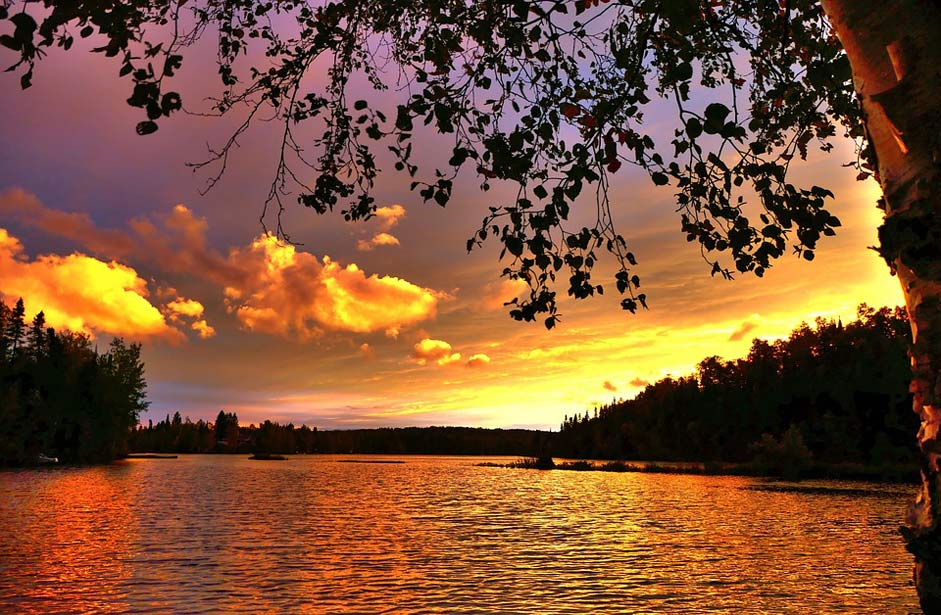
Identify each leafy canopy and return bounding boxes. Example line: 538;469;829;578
1;0;864;328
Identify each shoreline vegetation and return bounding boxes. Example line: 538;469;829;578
2;302;919;485
1;296;147;466
114;450;918;484
249;453;287;460
550;305;916;480
118;305;917;484
478;456;919;484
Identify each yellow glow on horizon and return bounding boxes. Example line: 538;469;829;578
284;173;907;430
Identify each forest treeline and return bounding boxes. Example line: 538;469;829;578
0;297;148;465
554;304;916;468
132;305;914;469
131;411;320;455
130;410;550;457
3;295;916;470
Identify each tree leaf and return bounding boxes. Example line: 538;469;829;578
136;121;159;136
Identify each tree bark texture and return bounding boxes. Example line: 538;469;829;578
821;0;941;611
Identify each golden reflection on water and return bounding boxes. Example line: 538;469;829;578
1;465;136;612
0;456;922;614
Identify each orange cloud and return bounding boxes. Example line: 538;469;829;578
355;204;406;251
0;228;182;340
164;298;205;320
2;191;444;341
359;343;376;360
161;297;215;339
603;380;618;392
0;187;138;256
129;205;245;286
729;321;759;341
0;189;243;286
375;204;406;229
411;338;462;366
356;232;400;251
191;319;216;339
163;203;209;246
629;377;650;388
479;277;530;311
466;353;491;368
226;236;440;339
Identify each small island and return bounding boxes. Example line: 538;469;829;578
249;453;288;460
124;453;178;459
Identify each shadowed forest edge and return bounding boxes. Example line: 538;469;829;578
1;298;916;480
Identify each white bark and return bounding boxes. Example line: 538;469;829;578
821;1;941;610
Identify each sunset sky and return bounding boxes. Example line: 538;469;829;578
0;39;904;430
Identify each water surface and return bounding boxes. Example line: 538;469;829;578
0;455;921;613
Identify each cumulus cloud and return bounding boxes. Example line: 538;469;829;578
2;191;444;341
465;353;491;368
729;321;759;341
356;204;405;251
356;232;400;252
191;320;216;339
158;296;216;339
164;298;205;320
603;380;618;392
129;205;245;286
162;297;216;339
0;228;184;340
411;338;462;366
374;204;406;229
225;236;440;339
165;298;217;338
629;377;650;388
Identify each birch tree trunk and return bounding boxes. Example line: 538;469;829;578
821;1;941;610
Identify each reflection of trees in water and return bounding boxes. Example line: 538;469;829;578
0;458;919;612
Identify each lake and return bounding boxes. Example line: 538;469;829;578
0;455;922;613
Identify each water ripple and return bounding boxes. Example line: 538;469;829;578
0;455;921;613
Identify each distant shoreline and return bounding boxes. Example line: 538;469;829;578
110;451;921;484
480;457;920;484
4;451;921;485
125;453;178;459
